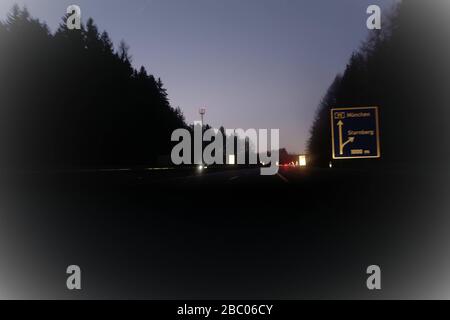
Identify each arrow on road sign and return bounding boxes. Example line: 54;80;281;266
337;120;355;155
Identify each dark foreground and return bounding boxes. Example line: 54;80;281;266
0;166;449;299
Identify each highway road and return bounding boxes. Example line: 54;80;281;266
1;166;448;299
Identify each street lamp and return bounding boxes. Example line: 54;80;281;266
198;108;206;167
199;107;206;128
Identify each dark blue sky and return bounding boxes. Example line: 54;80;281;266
1;0;396;153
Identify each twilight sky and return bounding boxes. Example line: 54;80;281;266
0;0;396;153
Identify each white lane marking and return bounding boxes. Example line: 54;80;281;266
229;176;239;181
97;168;131;172
277;172;289;183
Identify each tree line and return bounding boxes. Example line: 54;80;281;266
0;5;187;169
0;5;262;170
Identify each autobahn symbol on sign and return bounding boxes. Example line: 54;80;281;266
331;106;380;159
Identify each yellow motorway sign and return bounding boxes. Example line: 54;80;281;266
330;106;381;159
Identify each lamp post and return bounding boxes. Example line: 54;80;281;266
199;108;206;166
199;107;206;128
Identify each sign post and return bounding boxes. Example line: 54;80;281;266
330;106;380;159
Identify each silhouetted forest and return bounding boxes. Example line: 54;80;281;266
0;5;186;169
0;5;261;169
308;0;450;168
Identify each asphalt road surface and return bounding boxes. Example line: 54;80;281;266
1;166;448;299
